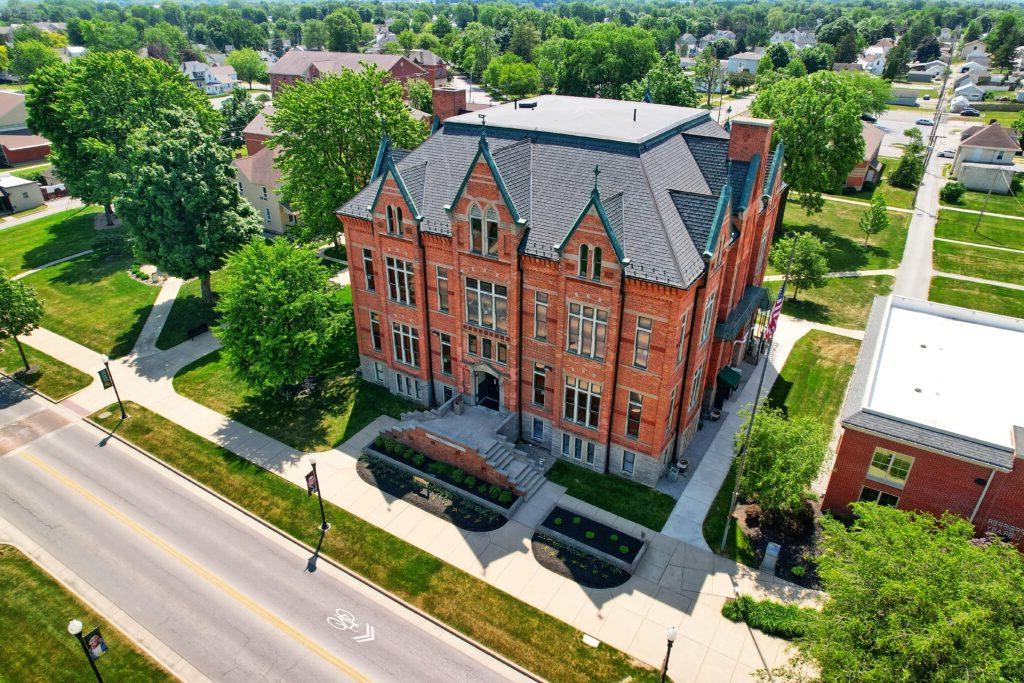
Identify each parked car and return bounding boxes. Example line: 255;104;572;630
916;117;934;125
861;113;878;123
938;149;955;158
961;108;981;116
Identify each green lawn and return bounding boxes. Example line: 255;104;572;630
775;201;909;273
20;254;159;358
173;286;416;451
933;240;1024;286
91;403;657;683
935;209;1024;251
702;463;758;567
155;267;234;351
0;337;93;400
765;275;894;330
930;276;1024;318
9;161;52;181
0;544;171;681
766;330;860;425
833;156;917;209
545;460;677;531
0;206;102;275
940;188;1024;218
960;110;1018;127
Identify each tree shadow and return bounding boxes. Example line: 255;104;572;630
17;208;99;271
781;223;872;272
765;377;793;417
781;297;831;325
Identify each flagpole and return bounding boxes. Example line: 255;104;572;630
719;236;798;554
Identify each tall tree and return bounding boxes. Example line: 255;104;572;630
693;46;724;106
781;504;1024;681
302;19;328;50
557;23;658;99
406;78;433;114
769;232;829;300
324;8;362;52
915;35;941;63
220;88;261;148
10;40;58;79
751;71;864;212
216;238;348;390
622;53;699;107
859;194;889;244
226;47;267;88
27;50;219;226
882;38;911;81
987;13;1021;71
270;65;425;248
889;127;926;189
118;117;261;303
0;271;44;373
482;54;541;100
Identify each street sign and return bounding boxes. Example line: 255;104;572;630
305;469;319;496
83;627;108;660
97;368;113;390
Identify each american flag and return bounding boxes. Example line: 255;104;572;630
765;283;785;341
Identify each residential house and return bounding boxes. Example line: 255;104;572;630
953;72;978;91
365;27;398;54
954;82;985;102
888;87;919;107
961;61;989;79
857;46;888;76
337;95;785;488
180;61;240;95
676;33;697;57
697;30;736;51
0;91;28;132
845;121;885;191
939;28;954;45
906;60;945;81
961;40;990;65
61;45;86;61
770;28;817;49
232;145;295;235
242;103;274;156
823;296;1024;547
268;49;427;95
952;121;1021;193
0;173;43;213
406;49;448;87
949;95;972;112
726;51;762;74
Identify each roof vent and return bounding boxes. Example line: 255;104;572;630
519;101;537;109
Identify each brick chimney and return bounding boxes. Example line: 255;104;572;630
432;87;467;123
727;117;774;164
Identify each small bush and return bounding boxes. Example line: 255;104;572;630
791;565;806;577
427;462;446;475
721;595;813;640
498;490;513;504
373;436;385;450
411;453;425;467
477;483;488;495
940;180;966;203
585;531;596;540
553;517;562;525
402;446;414;460
619;545;629;555
572;516;581;525
450;469;465;484
487;485;502;501
463;476;476;489
610;534;619;542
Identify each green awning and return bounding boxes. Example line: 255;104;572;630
718;366;742;390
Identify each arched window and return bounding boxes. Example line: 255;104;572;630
386;206;394;234
396;206;404;235
592;247;603;279
469;204;483;254
578;245;589;277
485;208;499;256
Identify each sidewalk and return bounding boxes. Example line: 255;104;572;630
763;268;895;282
0;197;84;231
17;278;820;681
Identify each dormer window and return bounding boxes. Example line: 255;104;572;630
386;205;395;233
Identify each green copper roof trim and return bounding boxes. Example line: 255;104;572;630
444;135;524;225
367;153;422;222
555;187;626;262
766;142;784;194
370;135;390;182
736;152;760;213
704;184;732;260
429;115;441;135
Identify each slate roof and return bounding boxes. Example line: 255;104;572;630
339;97;776;289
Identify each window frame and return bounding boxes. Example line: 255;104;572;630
385;256;416;306
633;316;653;369
435;266;449;313
362;248;376;291
369;311;382;351
626;391;643;438
867;449;914;488
534;291;549;340
859;486;899;507
566;302;609;360
532;365;546;406
700;292;717;344
439;332;452;375
689;365;704;409
563;376;601;430
464;277;508;333
390;322;420;368
621;450;636;475
675;313;688;366
485;208;499;257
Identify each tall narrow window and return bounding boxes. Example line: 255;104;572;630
436;267;449;313
675;313;688;365
469;204;482;253
486;208;499;256
369;311;382;351
665;388;677;437
700;292;717;344
439;333;452;375
534;292;548;340
566;303;608;359
362;248;376;291
621;451;636;475
689;365;704;409
386;205;395;234
391;323;420;367
592;247;602;279
626;392;643;438
385;257;415;305
395;206;403;235
533;365;546;405
634;317;652;369
497;343;507;364
259;186;268;200
578;244;589;277
755;230;769;274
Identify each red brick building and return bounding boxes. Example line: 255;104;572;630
823;296;1024;544
338;96;785;486
268;50;427;95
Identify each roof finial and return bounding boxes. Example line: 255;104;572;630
478;113;487;139
593;164;601;195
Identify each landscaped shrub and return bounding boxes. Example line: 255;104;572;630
940;181;966;203
428;461;446;475
487;485;501;501
572;516;581;525
619;545;629;555
411;453;425;467
498;490;513;504
610;534;618;542
585;531;596;540
93;231;131;257
463;476;476;489
477;483;488;495
553;517;563;525
451;469;465;484
721;595;814;640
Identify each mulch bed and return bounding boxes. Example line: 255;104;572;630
540;505;643;565
735;500;822;589
357;455;507;532
530;533;631;589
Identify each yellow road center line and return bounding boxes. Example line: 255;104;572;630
21;452;369;683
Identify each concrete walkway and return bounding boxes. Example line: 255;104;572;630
941;204;1024;221
0;197;84;231
762;268;895;282
12;249;93;280
933;270;1024;292
131;277;182;357
12;282;821;681
818;194;914;214
934;237;1024;254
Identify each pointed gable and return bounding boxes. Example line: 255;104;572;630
556;183;626;263
445;135;525;225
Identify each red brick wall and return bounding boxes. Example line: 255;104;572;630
383;426;517;492
2;142;49;165
270;73;301;95
390;57;429;86
244;132;270;156
433;88;467;123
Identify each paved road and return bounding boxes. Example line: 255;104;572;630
0;380;528;683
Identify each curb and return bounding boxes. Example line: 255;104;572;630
83;415;544;683
0;369;61;405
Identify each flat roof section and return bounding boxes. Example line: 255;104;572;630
863;297;1024;452
444;95;709;145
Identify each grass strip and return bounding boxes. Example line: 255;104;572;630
933;240;1024;286
0;544;171;681
764;275;894;330
92;402;658;683
546;460;677;531
929;276;1024;318
765;330;860;426
0;206;102;275
721;595;815;640
0;337;92;400
934;209;1024;250
702;463;758;567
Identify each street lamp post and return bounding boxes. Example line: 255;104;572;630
68;619;103;683
660;626;678;682
100;355;127;420
309;455;329;532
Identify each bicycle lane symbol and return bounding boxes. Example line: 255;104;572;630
327;609;375;644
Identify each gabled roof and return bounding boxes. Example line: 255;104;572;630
243;104;274;138
556;183;626;262
269;49;425;78
231;145;280;187
861;121;885;161
0;91;26;120
960;122;1022;152
0;133;48;150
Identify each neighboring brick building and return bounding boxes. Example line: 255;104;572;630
242;103;274;156
337;96;785;487
268;49;427;95
844;121;884;192
823;296;1024;545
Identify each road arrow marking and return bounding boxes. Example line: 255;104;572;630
353;624;375;643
